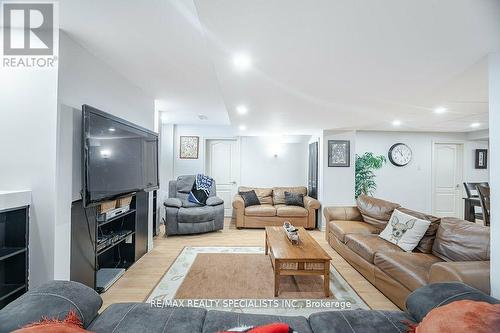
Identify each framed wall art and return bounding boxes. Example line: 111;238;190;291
475;149;488;169
180;136;199;159
328;140;350;167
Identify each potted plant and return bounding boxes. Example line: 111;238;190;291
355;152;386;198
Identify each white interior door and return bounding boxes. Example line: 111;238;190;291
432;143;463;217
206;140;240;217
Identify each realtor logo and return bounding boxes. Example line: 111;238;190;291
3;2;54;55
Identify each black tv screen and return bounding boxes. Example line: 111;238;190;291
82;105;159;207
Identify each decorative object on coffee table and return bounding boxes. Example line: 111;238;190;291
180;136;199;159
283;222;299;245
265;226;331;297
328;140;350;167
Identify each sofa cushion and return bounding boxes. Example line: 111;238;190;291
378;209;431;252
0;281;102;333
202;310;313;333
275;205;308;217
178;206;215;223
374;252;442;291
309;310;414;333
398;207;440;253
176;175;196;193
356;195;401;230
239;187;273;205
245;205;276;217
432;217;490;262
345;234;402;263
329;220;379;243
88;304;206;333
272;187;307;205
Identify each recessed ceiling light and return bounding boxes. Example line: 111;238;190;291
434;107;447;114
232;53;252;71
236;105;248;115
198;114;208;121
392;120;402;126
470;122;481;128
108;127;116;132
239;125;247;131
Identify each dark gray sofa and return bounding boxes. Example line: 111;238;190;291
164;175;225;236
0;281;498;333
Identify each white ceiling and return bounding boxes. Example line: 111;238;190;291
60;0;500;134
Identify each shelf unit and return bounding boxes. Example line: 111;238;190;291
71;191;149;292
0;205;29;309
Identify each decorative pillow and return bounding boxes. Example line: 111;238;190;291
406;300;500;333
284;191;304;207
379;209;430;252
239;190;261;207
397;207;440;253
219;323;295;333
12;310;91;333
188;174;214;205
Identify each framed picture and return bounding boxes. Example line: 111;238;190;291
475;149;488;169
180;136;199;159
328;140;350;167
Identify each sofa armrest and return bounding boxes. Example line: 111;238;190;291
164;197;182;208
405;282;499;323
0;280;102;332
323;206;362;222
428;261;490;295
206;196;224;206
303;196;320;210
232;195;245;210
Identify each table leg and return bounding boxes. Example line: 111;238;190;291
265;233;268;255
274;260;280;297
324;262;330;297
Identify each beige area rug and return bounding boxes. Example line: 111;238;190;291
147;247;368;316
176;253;331;299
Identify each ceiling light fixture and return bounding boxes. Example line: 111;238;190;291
232;53;252;71
239;125;247;131
236;105;248;115
470;122;481;128
108;127;116;132
198;114;208;121
434;107;447;114
392;120;402;126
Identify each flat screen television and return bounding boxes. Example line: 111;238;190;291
82;104;159;207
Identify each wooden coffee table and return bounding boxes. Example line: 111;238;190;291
265;226;332;297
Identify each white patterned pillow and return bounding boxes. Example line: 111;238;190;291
379;209;431;252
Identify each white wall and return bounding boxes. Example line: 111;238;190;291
168;124;308;190
55;32;155;279
239;136;308;187
489;52;500;298
0;56;59;288
318;131;356;229
356;131;489;214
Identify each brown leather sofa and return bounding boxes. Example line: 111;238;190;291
324;195;490;309
233;186;320;229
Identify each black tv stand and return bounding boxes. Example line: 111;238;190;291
70;192;149;292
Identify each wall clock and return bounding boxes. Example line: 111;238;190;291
388;143;412;166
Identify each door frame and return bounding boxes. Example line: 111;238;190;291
431;140;465;218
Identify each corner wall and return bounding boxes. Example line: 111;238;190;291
55;32;155;280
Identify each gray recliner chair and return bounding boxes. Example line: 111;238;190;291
164;175;224;236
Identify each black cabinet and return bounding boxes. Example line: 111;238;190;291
0;206;29;309
70;192;149;292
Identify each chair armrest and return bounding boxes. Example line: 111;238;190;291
323;206;362;222
232;195;245;210
164;198;182;208
405;282;499;323
206;196;224;206
428;261;490;295
0;280;102;331
303;196;320;210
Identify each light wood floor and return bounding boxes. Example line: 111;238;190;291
100;219;398;311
